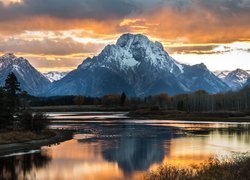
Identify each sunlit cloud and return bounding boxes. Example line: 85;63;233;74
0;0;250;71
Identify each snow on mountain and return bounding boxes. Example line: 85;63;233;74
43;71;68;82
214;69;250;91
0;53;51;95
213;70;230;80
46;34;229;97
223;69;250;90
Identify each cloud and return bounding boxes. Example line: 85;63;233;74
167;45;219;54
0;0;165;21
0;37;104;55
1;0;250;73
0;0;249;44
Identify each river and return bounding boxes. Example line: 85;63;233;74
1;112;250;180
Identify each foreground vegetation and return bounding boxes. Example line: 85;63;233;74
145;156;250;180
0;73;49;143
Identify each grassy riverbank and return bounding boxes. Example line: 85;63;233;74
129;109;250;121
32;104;250;121
145;156;250;180
31;105;133;112
0;130;56;144
0;130;73;156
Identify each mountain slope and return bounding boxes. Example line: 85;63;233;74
0;53;51;95
178;64;229;93
46;34;229;97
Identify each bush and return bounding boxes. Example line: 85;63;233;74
32;113;49;133
18;111;49;133
18;110;33;131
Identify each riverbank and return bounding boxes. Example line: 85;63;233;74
0;130;73;156
129;109;250;122
31;105;133;112
32;105;250;121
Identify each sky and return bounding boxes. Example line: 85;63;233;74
0;0;250;72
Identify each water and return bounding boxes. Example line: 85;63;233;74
1;112;250;180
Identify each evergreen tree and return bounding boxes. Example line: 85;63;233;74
0;88;9;129
4;73;21;96
3;73;21;128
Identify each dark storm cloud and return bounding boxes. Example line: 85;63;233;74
1;0;250;21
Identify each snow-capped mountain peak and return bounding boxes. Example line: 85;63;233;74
46;33;229;97
0;53;51;95
79;33;183;74
224;69;249;90
43;71;68;82
214;69;250;91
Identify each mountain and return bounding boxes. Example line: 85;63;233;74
215;69;250;91
245;78;250;87
213;70;230;80
43;71;68;82
46;34;229;97
0;53;51;95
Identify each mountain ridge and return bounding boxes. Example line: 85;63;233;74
0;53;51;95
45;33;229;97
214;69;250;91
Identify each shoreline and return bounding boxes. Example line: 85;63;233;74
128;110;250;122
0;130;73;157
128;114;250;122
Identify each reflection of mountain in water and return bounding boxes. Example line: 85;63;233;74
102;137;167;174
78;124;178;175
76;122;186;177
0;151;51;179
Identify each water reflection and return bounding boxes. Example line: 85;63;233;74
1;113;250;180
102;137;166;174
0;151;51;180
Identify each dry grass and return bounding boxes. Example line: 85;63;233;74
145;156;250;180
0;130;56;144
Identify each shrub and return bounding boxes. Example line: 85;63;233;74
18;111;49;133
32;113;49;133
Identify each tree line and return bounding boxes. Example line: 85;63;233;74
26;87;250;113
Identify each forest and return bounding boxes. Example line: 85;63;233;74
28;86;250;113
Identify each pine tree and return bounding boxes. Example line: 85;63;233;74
0;88;9;129
4;73;21;96
3;73;21;128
